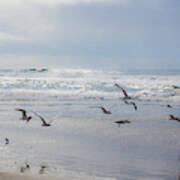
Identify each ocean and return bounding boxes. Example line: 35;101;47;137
0;68;180;179
0;68;180;104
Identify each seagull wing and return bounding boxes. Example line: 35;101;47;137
32;111;47;125
114;84;129;97
38;115;47;125
100;107;107;112
89;106;107;111
15;108;26;118
89;106;111;114
121;88;129;98
123;99;129;104
131;102;137;110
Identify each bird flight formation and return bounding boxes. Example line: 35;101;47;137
90;83;179;127
2;82;179;175
14;83;179;129
15;109;52;127
13;83;138;129
90;83;138;126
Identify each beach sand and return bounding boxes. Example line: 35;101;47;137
0;172;54;180
0;100;180;179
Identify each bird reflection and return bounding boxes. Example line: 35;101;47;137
114;120;131;127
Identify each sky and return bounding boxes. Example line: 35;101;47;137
0;0;179;70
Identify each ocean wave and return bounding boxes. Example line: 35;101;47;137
22;68;48;72
0;68;180;104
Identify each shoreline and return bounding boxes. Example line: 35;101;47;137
0;172;53;180
0;100;180;179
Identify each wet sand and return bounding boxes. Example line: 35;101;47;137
0;100;180;179
0;172;52;180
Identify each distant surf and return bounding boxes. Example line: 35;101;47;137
23;68;48;72
0;68;179;104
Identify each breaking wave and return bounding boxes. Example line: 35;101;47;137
0;68;180;104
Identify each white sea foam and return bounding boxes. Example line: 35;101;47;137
0;68;180;104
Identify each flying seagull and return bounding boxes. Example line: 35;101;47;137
169;114;180;122
90;106;112;114
114;83;131;99
129;102;137;111
15;108;32;122
123;99;137;111
114;120;131;127
32;112;51;127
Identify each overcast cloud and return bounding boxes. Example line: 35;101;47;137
0;0;179;69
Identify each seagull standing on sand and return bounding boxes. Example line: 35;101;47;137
5;138;9;145
15;108;32;122
39;165;48;174
20;162;30;173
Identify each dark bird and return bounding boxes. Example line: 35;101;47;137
5;138;9;145
114;120;131;127
15;108;32;122
90;106;112;114
167;104;172;108
39;165;48;174
129;102;137;110
114;83;131;99
20;162;30;173
33;112;51;127
169;114;180;122
123;100;137;111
